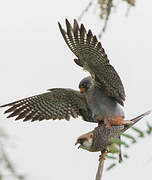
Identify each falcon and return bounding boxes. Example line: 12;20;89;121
75;110;151;152
0;20;137;127
0;20;151;161
58;19;132;127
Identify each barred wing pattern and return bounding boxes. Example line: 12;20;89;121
0;88;93;122
58;19;125;106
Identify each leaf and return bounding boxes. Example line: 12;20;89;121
106;155;117;160
146;122;152;135
107;144;120;153
131;127;144;137
17;175;26;180
111;138;130;148
123;153;129;159
122;133;137;143
106;163;117;171
0;174;3;180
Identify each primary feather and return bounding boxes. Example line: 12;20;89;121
58;19;125;106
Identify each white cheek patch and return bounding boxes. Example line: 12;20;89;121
88;137;93;144
83;141;92;148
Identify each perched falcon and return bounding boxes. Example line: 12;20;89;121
0;20;137;128
75;110;151;152
0;20;151;162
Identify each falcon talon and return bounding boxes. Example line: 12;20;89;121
105;124;111;128
99;151;108;161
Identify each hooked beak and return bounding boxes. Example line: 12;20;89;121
75;140;79;145
75;140;81;149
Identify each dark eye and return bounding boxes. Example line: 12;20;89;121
90;134;93;138
83;83;86;87
79;138;86;145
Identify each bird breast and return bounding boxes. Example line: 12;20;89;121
91;123;124;152
86;86;124;120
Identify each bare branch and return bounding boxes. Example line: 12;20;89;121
95;151;107;180
78;0;95;21
78;0;136;37
98;0;113;39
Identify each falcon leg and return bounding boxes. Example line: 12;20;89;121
99;150;108;161
105;123;111;128
104;117;133;128
104;118;112;128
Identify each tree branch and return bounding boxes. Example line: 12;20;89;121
95;151;107;180
98;0;113;39
93;110;151;180
78;0;95;21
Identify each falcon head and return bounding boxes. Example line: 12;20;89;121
75;131;93;152
79;76;92;93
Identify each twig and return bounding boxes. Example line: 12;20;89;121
98;0;113;39
125;5;131;17
93;110;151;179
78;0;95;22
95;159;104;180
95;151;107;180
0;144;25;180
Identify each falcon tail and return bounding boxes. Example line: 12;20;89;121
123;110;152;132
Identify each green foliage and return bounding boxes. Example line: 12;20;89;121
0;128;26;180
111;138;130;148
106;163;117;171
121;133;136;143
123;153;129;159
131;127;145;137
146;122;152;135
106;122;152;171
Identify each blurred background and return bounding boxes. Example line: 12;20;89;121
0;0;152;179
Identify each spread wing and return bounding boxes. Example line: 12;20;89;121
0;88;93;122
58;19;125;106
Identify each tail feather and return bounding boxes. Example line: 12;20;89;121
124;120;134;125
123;110;152;132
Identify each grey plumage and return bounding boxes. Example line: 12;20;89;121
78;76;126;126
58;19;125;106
0;20;129;127
0;19;151;154
58;19;130;127
86;80;124;120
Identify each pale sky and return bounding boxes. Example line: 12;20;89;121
0;0;152;180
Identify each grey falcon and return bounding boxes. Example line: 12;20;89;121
0;20;134;127
58;19;132;127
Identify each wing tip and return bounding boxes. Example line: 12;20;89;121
0;102;15;108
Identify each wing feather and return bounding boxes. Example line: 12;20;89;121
58;19;125;105
0;88;93;122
